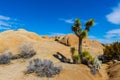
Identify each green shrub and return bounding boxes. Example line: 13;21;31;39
103;42;120;61
70;47;75;55
83;51;90;57
73;54;80;63
82;51;94;64
70;47;80;64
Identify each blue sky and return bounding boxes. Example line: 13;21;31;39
0;0;120;43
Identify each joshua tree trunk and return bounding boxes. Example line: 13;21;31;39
78;37;83;62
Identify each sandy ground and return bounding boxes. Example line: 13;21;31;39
0;40;109;80
107;62;120;80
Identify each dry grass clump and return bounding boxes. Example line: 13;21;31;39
12;43;36;59
25;58;62;77
0;52;13;64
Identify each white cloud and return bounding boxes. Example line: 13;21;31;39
88;35;97;39
88;35;115;44
59;18;74;24
96;39;115;44
105;29;120;38
0;21;10;26
0;15;24;30
0;15;11;30
106;3;120;25
0;26;10;30
0;15;10;20
48;32;66;36
89;29;120;44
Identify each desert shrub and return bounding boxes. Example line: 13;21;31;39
14;43;36;59
82;51;94;65
93;57;102;70
72;54;80;64
82;51;102;75
25;58;62;77
0;52;13;64
91;57;102;75
103;42;120;62
70;47;75;55
70;47;80;64
83;51;91;57
90;67;97;75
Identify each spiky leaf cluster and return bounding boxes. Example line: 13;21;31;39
72;18;94;37
85;19;94;31
25;58;62;77
71;18;82;37
75;18;81;27
80;30;88;38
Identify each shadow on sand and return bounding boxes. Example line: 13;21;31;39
53;52;72;64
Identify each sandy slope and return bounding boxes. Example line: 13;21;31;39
0;40;109;80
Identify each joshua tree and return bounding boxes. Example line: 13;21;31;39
71;18;94;63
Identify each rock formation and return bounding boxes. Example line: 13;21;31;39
54;34;104;56
0;29;109;80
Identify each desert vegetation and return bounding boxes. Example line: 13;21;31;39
0;52;13;64
12;43;36;59
71;18;94;63
0;20;115;79
99;42;120;63
25;58;62;77
70;47;80;64
0;43;36;65
70;47;102;74
70;18;102;74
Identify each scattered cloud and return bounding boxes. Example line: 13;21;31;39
88;35;97;39
89;29;120;44
59;18;98;26
0;21;10;26
0;15;24;30
0;15;10;20
89;35;115;44
106;3;120;25
105;29;120;38
59;18;74;24
0;26;10;30
48;32;66;36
